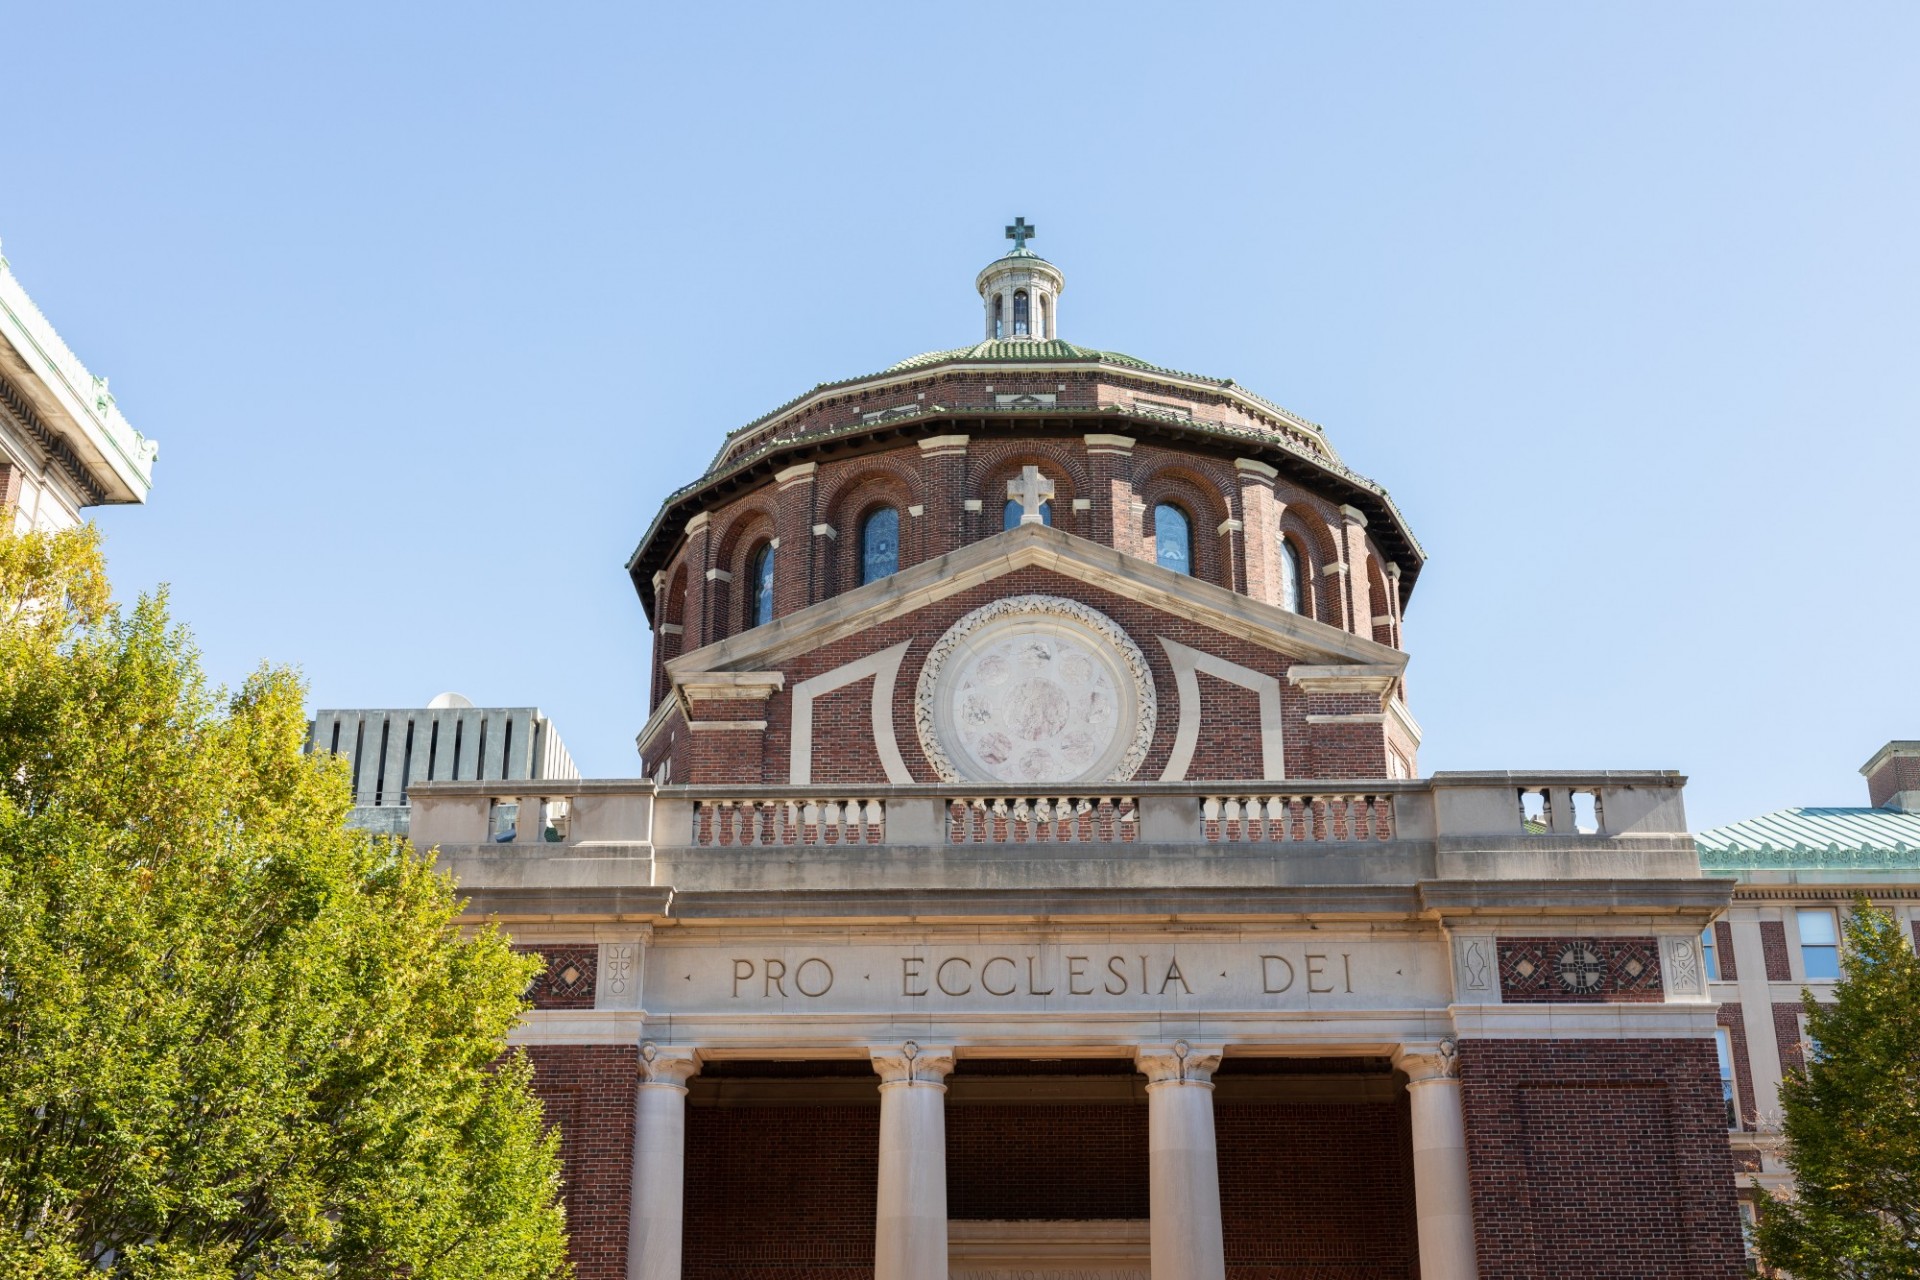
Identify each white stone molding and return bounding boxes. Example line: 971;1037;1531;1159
789;639;914;786
1233;457;1278;479
657;623;684;636
870;1039;956;1087
811;522;837;540
1449;1002;1724;1039
637;1040;702;1089
597;933;649;1011
1156;638;1284;783
1451;934;1500;1005
1303;712;1386;725
774;461;818;486
1287;665;1396;700
917;433;971;457
1216;518;1243;536
684;511;711;535
963;499;983;512
1387;696;1423;750
1661;931;1709;1001
1134;1040;1223;1086
1084;432;1137;455
1339;504;1369;528
916;595;1156;785
704;568;732;582
686;719;768;732
651;569;668;593
1072;498;1091;511
906;504;924;517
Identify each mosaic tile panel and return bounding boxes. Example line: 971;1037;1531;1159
1496;936;1664;1003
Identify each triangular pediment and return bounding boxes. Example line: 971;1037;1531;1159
667;523;1406;678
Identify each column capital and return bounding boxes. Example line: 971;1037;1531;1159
870;1041;955;1087
1233;457;1278;480
637;1041;701;1090
1392;1036;1460;1084
1135;1040;1223;1086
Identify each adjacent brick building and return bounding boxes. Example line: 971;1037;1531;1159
411;226;1746;1279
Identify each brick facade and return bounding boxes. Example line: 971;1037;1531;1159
1459;1038;1745;1278
515;944;598;1010
1495;936;1665;1003
1773;1002;1806;1076
1716;1002;1756;1131
525;1045;637;1280
1713;920;1738;980
1760;920;1792;981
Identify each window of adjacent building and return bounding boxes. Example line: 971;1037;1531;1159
1154;503;1192;575
1714;1027;1738;1128
1013;289;1030;336
1278;538;1303;613
861;507;899;584
1003;498;1051;530
1797;907;1841;980
1701;927;1720;982
749;543;776;627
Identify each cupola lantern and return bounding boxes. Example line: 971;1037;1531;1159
977;217;1064;341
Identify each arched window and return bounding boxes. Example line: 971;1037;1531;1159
1013;289;1030;336
860;506;899;584
749;543;775;627
1278;538;1303;614
1154;503;1191;574
992;295;1004;339
1038;295;1049;340
1003;498;1051;530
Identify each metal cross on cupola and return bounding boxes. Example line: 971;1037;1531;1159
1005;217;1036;251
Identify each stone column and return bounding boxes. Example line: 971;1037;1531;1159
871;1041;955;1280
1393;1039;1479;1280
629;1042;701;1280
1135;1041;1226;1280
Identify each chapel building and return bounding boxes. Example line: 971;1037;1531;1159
411;226;1746;1280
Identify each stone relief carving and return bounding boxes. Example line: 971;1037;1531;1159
916;595;1155;785
1664;934;1704;996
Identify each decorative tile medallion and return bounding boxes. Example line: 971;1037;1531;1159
515;944;599;1009
1496;936;1664;1003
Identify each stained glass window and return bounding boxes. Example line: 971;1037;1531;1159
1155;503;1191;574
1279;538;1303;613
861;507;899;584
1013;289;1030;336
750;543;775;627
1003;499;1051;530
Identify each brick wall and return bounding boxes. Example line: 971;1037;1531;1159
1866;750;1920;807
525;1045;637;1280
684;1104;878;1280
948;1102;1148;1219
1773;1002;1807;1076
1459;1038;1745;1278
1216;1098;1418;1280
1760;921;1791;981
1714;920;1738;980
1495;937;1664;1003
1717;1003;1756;1130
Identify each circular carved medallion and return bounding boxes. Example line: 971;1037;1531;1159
1555;943;1605;994
915;595;1155;785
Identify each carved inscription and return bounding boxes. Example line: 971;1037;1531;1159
724;949;1356;1000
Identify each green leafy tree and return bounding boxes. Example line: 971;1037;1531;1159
0;519;570;1280
1757;897;1920;1278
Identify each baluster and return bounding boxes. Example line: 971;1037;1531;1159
1222;796;1242;841
1033;797;1053;841
1074;798;1092;843
991;797;1009;843
866;798;885;843
1264;795;1285;843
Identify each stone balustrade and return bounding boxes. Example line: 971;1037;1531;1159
409;771;1689;854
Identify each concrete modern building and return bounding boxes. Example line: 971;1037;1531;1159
410;226;1745;1280
0;240;157;530
1695;739;1920;1238
309;693;578;836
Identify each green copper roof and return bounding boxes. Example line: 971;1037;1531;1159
1695;806;1920;871
887;339;1165;372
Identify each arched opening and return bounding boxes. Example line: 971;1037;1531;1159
992;295;1004;339
860;506;900;584
1038;294;1049;339
1154;503;1191;574
1278;538;1303;614
748;542;776;628
1013;289;1030;337
1003;498;1051;530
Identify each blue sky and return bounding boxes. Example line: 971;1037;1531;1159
7;3;1916;829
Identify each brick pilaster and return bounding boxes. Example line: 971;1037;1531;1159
1233;458;1278;605
1084;433;1136;555
1339;505;1372;638
773;463;818;616
680;513;714;650
917;435;971;559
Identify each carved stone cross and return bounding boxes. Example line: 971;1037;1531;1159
1006;465;1054;525
1005;216;1036;250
